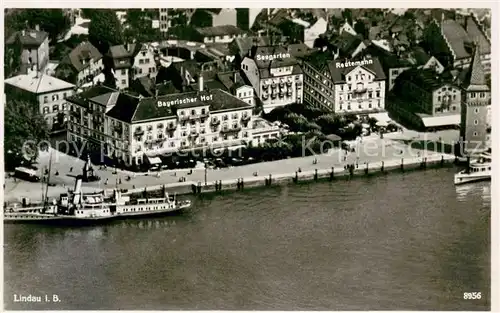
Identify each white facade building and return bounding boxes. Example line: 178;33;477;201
241;46;303;113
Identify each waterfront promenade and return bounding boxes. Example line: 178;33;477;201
4;130;459;202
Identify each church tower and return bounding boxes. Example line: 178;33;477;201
459;44;490;155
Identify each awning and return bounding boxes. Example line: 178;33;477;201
368;112;391;123
147;156;162;165
421;114;460;128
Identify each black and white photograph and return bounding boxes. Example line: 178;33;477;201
2;3;494;310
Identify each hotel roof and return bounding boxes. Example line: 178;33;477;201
107;89;252;123
304;51;386;83
395;68;454;92
62;41;103;72
249;45;300;75
5;73;75;94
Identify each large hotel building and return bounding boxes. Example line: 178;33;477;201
66;83;262;166
241;46;304;113
301;52;386;114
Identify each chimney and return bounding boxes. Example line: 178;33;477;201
199;75;204;92
35;24;40;31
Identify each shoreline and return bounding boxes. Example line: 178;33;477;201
122;154;458;197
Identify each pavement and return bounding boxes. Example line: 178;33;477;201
3;129;460;203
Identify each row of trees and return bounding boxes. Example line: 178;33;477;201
264;103;364;141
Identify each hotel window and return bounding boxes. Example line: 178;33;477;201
63;92;67;98
348;76;351;81
378;100;381;107
347;104;351;110
139;59;144;64
182;131;187;137
52;105;59;112
44;96;48;103
223;134;228;140
147;125;153;131
121;80;126;85
62;103;67;110
470;92;476;98
145;59;150;64
232;113;238;119
452;95;456;100
475;108;479;114
474;120;478;125
223;115;228;121
480;92;486;98
368;102;372;108
376;91;380;98
191;109;196;115
473;132;478;136
121;69;126;75
358;104;362;109
157;123;163;128
52;94;59;101
43;107;49;114
438;96;441;101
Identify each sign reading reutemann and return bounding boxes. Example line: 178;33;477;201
157;94;214;107
335;59;373;68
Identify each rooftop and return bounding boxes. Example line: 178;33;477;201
394;68;452;92
304;51;386;82
6;29;48;46
5;73;75;94
62;41;103;72
196;25;245;37
107;89;252;123
441;16;490;60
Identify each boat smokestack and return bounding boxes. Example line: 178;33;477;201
74;176;83;193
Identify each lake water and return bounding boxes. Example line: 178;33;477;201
4;167;490;310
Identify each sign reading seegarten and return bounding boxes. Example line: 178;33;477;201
256;52;291;61
157;94;214;107
336;59;373;69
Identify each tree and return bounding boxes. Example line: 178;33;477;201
342;9;353;25
124;9;161;43
89;10;124;54
4;99;50;170
22;9;70;42
4;35;22;78
354;19;368;39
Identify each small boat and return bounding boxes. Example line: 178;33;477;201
454;151;491;185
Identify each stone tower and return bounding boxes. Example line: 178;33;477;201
459;44;490;156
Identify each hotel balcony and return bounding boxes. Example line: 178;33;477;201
220;126;241;133
189;112;209;120
354;87;367;94
113;125;122;133
71;110;81;118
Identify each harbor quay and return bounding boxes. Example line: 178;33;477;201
4;131;460;202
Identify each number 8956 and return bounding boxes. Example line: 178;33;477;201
464;292;481;300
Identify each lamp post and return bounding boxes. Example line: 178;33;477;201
204;165;207;186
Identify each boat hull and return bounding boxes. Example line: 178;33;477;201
3;204;190;225
454;172;491;185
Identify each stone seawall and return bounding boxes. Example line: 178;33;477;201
121;154;457;197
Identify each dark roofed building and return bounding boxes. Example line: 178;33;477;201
6;27;50;74
56;41;104;86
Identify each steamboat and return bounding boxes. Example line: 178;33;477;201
4;176;191;225
454;151;491;185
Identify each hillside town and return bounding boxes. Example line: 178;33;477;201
4;8;492;180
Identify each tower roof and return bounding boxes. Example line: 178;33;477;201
461;43;489;91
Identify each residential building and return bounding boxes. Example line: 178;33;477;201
241;45;304;113
193;25;246;44
66;85;254;166
108;43;150;90
5;26;50;74
159;8;170;35
459;45;490;154
201;72;255;106
339;21;357;36
132;44;157;80
425;13;490;73
55;41;103;87
390;68;462;130
5;73;75;131
302;51;386;114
